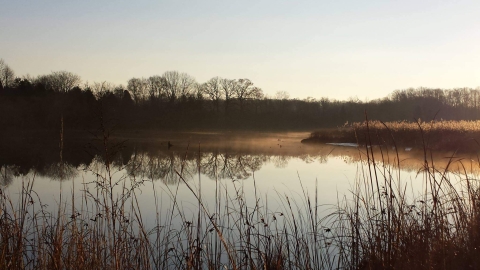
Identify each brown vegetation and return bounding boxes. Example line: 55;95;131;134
3;122;480;269
303;119;480;152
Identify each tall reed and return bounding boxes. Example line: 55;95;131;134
2;120;480;269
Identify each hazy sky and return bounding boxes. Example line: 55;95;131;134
1;0;479;100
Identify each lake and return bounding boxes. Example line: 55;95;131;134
1;131;478;268
3;130;474;226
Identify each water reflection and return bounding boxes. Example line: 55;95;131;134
40;162;78;181
126;150;191;185
0;165;19;186
125;151;272;184
1;131;480;186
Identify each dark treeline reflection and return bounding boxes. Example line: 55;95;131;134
126;150;267;185
2;133;477;187
2;58;480;131
0;135;339;186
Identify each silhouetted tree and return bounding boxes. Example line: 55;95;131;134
202;77;223;113
274;91;290;100
162;71;196;103
35;71;81;93
147;75;165;101
127;77;148;104
221;78;236;115
234;78;263;112
0;59;15;90
90;81;116;99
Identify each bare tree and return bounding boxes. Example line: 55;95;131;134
250;86;264;100
90;81;116;99
162;71;196;103
113;85;126;99
192;82;204;100
178;72;196;98
220;78;236;114
147;75;165;100
0;59;15;89
163;71;180;103
274;91;290;100
127;77;148;104
233;78;263;111
35;71;81;93
51;71;81;93
202;77;223;113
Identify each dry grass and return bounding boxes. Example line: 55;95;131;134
303;119;480;151
329;120;480;269
3;121;480;269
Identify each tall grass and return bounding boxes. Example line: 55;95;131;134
304;119;480;151
347;125;480;269
2;121;480;269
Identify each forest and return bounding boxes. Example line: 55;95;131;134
1;58;479;131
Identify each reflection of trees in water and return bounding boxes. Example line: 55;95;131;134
7;142;421;186
272;156;290;168
119;150;348;185
200;152;263;180
39;162;78;181
234;154;265;178
86;155;110;176
0;165;20;186
126;150;196;185
299;154;320;164
7;134;480;187
200;151;230;180
123;150;269;184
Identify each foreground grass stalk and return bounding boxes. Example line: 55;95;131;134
4;120;480;269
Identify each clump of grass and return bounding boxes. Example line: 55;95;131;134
328;119;480;269
303;119;480;151
0;157;337;269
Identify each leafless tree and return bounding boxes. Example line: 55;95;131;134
192;82;204;100
163;71;196;103
35;71;81;93
274;91;290;100
234;78;263;111
21;74;35;84
220;78;237;114
90;81;116;99
113;85;126;99
147;75;165;100
250;86;264;100
163;71;179;103
178;72;196;98
127;77;148;104
202;77;223;113
0;59;15;89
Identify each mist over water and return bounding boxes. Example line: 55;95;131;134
3;131;474;225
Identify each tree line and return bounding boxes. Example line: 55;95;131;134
1;58;480;131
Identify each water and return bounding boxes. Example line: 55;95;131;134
4;131;475;224
3;131;480;268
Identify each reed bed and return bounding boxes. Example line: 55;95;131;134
2;123;480;269
0;159;337;269
303;119;480;151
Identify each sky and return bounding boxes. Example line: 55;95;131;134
1;0;479;100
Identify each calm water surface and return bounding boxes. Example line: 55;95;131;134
2;131;477;227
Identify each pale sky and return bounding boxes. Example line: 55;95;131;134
1;0;479;100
